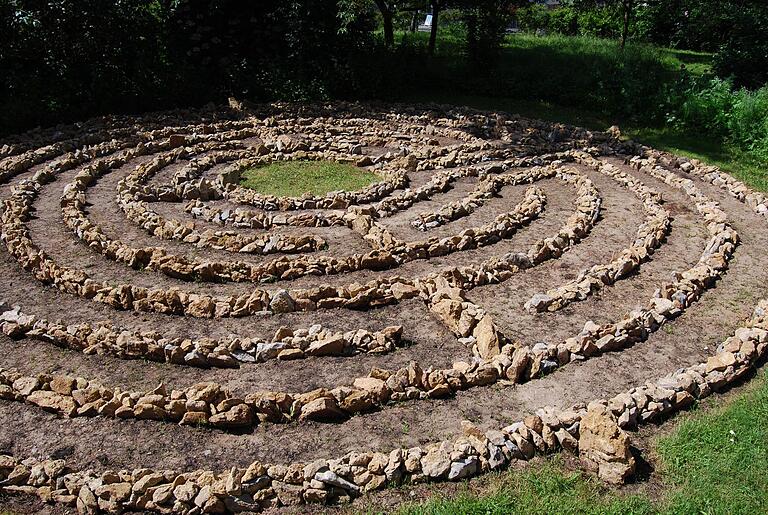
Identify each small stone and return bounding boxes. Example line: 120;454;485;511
299;397;346;422
26;390;77;417
448;457;478;481
209;404;254;429
307;335;345;356
269;290;295;313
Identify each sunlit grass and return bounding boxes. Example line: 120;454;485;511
239;160;379;197
395;371;768;515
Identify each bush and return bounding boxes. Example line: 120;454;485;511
516;4;550;33
712;5;768;90
729;88;768;159
670;78;768;160
549;6;579;36
575;5;625;40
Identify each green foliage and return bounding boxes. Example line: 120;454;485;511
638;0;768;88
239;160;379;197
398;460;652;515
461;0;514;68
711;4;768;90
0;0;375;134
494;35;674;120
516;4;550;33
516;4;629;40
669;78;768;161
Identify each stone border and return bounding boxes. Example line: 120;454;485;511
0;302;404;369
1;299;764;513
525;153;671;312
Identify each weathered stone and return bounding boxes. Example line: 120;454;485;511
579;404;635;484
269;290;295;313
299;397;346;422
421;448;451;478
26;390;77;417
307;335;345;356
472;314;501;359
209;404;254;429
448;457;478;481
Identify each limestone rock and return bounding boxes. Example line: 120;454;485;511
579;404;635;484
26;390;77;417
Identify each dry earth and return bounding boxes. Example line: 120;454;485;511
0;102;766;513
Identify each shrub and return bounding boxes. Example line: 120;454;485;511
712;5;768;90
516;4;550;33
670;78;768;160
729;87;768;159
548;6;579;36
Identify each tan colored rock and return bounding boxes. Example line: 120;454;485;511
472;314;501;359
299;397;346;422
579;404;635;484
49;375;76;396
352;377;390;401
26;390;77;417
277;348;304;360
209;404;254;429
429;298;463;334
307;335;345;356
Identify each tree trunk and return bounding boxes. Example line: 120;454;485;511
375;1;395;47
428;1;440;55
411;11;419;32
621;0;632;49
382;10;395;47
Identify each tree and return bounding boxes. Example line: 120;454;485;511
460;0;515;68
620;0;633;48
427;0;445;55
373;0;396;46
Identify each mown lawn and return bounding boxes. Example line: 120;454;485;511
396;370;768;515
240;160;379;197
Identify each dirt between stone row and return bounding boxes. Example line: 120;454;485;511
472;159;710;345
22;148;578;297
2;127;768;513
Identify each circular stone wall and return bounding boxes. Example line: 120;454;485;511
0;102;766;513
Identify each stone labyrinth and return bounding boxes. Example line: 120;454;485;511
0;102;767;513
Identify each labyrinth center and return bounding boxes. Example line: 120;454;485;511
0;103;767;512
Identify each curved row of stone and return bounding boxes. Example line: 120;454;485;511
409;160;564;231
2;147;597;321
63;144;549;283
1;165;735;434
524;154;671;312
0;302;404;369
428;154;738;390
1;142;735;431
2;298;765;513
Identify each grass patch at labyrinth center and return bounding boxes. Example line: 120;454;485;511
239;160;380;197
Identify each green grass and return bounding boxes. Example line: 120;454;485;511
656;370;768;514
658;47;714;77
398;460;652;515
239;160;379;197
395;370;768;515
396;89;767;193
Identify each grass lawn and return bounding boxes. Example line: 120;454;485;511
396;370;768;514
239;160;379;197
